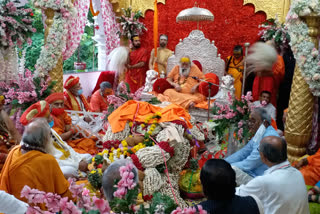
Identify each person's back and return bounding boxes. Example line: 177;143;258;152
199;159;261;214
199;195;260;214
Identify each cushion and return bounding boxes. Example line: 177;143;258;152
192;60;202;72
198;73;219;97
153;78;173;93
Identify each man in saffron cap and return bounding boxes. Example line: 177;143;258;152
0;117;73;209
63;75;91;111
126;35;149;93
90;81;113;112
20;100;92;179
45;92;97;155
158;56;206;109
0;94;21;171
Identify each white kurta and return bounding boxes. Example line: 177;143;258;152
50;129;92;177
236;161;310;214
0;191;28;214
253;101;276;120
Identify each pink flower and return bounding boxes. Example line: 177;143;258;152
31;28;36;33
92;196;111;213
82;188;90;196
20;185;32;199
238;120;243;128
261;100;267;106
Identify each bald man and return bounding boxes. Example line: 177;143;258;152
236;136;309;214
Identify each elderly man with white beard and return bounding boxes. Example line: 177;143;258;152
159;56;206;109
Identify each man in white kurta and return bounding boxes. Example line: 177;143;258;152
236;136;309;214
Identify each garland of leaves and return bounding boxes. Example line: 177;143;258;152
286;0;320;96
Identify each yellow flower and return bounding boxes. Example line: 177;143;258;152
141;124;145;128
90;170;96;174
151;124;156;129
117;148;121;153
97;168;102;174
147;131;152;135
123;147;128;151
123;151;127;156
129;122;133;127
92;157;95;162
155;112;162;117
102;150;109;154
109;153;114;157
111;147;115;152
98;152;103;156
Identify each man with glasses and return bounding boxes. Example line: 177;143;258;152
225;108;279;185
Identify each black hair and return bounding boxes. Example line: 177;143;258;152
260;137;287;163
233;45;243;54
130;35;139;42
260;90;271;96
200;159;236;200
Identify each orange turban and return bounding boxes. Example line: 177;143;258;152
45;93;64;104
64;76;79;90
20;101;50;126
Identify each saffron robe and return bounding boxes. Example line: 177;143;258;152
90;89;109;112
64;91;91;111
126;47;149;93
0;146;72;209
150;48;173;74
226;56;244;100
252;55;285;107
52;112;97;155
158;64;206;109
300;150;320;186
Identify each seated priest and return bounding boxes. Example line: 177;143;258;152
0;118;73;208
64;76;91;112
225;108;279;185
45;93;97;155
0;95;21;171
90;81;113;112
159;56;206;109
20;100;92;179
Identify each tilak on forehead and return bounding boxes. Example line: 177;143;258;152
132;36;140;41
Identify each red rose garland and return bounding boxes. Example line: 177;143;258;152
158;141;175;157
130;154;145;171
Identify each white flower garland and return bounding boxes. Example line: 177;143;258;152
286;0;320;96
32;0;75;77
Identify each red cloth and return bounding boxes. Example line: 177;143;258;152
192;60;202;72
199;73;219;97
92;71;115;94
64;76;79;90
153;78;173;93
45;93;64;104
125;47;149;93
90;89;109;112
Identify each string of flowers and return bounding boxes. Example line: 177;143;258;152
212;92;253;144
0;0;35;48
285;0;320;96
117;7;147;39
32;0;75;77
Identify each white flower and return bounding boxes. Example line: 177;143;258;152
312;74;320;81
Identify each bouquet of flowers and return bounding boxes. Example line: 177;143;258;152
117;7;147;39
258;18;290;50
212;92;253;144
0;0;35;48
0;69;55;111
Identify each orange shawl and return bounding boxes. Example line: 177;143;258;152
64;91;91;111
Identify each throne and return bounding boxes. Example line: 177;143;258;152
167;30;225;122
167;30;225;80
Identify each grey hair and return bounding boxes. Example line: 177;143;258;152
253;107;271;125
259;137;287;163
102;159;139;201
100;81;112;91
246;42;277;71
21;118;51;153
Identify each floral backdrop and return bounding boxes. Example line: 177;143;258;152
140;0;267;59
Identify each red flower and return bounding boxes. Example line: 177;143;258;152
143;195;153;201
30;12;34;16
95;25;99;30
97;164;103;168
158;141;175;157
130;154;144;171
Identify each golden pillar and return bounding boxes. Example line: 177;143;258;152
44;9;64;92
285;13;320;162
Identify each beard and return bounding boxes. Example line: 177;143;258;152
133;43;141;49
179;66;191;77
51;108;65;116
160;42;166;48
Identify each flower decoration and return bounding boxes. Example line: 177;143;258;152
117;7;147;39
0;0;35;48
88;168;103;190
286;0;320;96
33;0;75;77
212;91;253;143
258;18;290;50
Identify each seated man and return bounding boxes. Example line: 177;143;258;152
20;100;91;178
253;91;276;120
237;136;309;214
198;159;262;214
64;75;91;111
90;81;113;112
46;93;97;155
0;118;73;208
225;108;279;185
159;56;206;109
0;94;21;170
